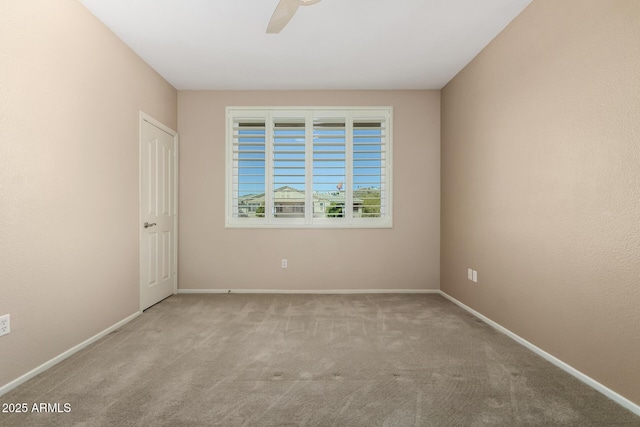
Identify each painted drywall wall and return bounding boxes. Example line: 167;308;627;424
0;0;177;389
178;90;440;291
441;0;639;405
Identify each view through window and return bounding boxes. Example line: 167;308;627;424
227;108;392;228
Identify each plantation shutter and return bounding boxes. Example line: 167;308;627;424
312;118;346;218
272;118;306;218
352;119;387;218
226;107;392;228
232;118;266;219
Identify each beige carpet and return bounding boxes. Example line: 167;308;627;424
1;293;638;426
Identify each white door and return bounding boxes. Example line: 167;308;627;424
140;113;178;310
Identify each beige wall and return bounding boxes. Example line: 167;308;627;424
0;0;177;388
178;90;440;291
441;0;640;406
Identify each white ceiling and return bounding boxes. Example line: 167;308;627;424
79;0;532;90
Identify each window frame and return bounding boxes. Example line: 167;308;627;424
225;106;393;229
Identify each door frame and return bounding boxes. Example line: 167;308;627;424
139;111;179;311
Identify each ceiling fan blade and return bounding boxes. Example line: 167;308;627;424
267;0;299;34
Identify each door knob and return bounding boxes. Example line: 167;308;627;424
144;222;157;229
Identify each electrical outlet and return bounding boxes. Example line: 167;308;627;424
472;270;478;283
281;259;288;269
0;314;10;337
468;268;473;280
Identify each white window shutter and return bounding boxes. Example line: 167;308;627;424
226;107;392;228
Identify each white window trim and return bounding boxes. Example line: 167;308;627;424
225;106;393;229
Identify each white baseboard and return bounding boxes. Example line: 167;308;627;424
439;291;640;417
178;288;440;294
0;311;141;398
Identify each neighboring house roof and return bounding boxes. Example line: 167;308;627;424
239;186;363;204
